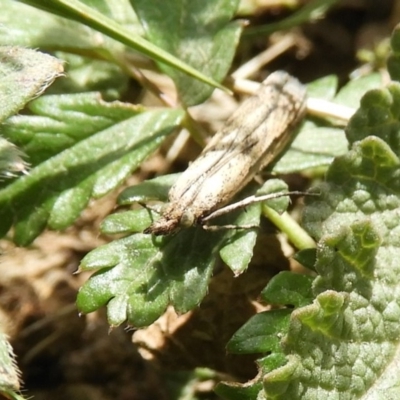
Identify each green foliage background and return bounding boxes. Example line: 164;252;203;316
1;1;399;399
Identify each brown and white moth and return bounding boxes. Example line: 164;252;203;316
145;71;307;235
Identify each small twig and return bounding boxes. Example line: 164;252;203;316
306;97;356;124
232;78;356;124
232;35;297;80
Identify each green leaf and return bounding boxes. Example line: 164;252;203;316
130;0;242;105
214;181;289;275
1;0;132;100
17;0;228;92
0;105;184;244
215;381;262;400
260;271;314;307
101;208;155;235
227;309;291;354
77;230;226;327
273;123;348;174
224;74;400;398
118;173;179;204
224;135;400;399
1;92;145;165
264;224;383;398
303;137;400;241
346;81;400;150
293;248;317;271
256;179;290;214
49;52;129;99
334;73;382;109
217;200;261;276
306;74;338;100
0;46;63;123
260;135;400;399
215;354;286;400
388;23;400;82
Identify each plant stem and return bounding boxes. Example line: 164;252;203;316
262;205;316;250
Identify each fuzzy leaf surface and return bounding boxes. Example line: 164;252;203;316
346;81;400;151
0;46;63;123
265;138;399;398
0;137;28;180
0;333;20;395
222;77;400;399
264;101;400;397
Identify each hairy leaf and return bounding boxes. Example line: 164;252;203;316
0;138;28;180
222;80;400;398
0;333;21;399
346;81;400;151
0;46;63;123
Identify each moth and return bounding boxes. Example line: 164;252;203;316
144;71;307;235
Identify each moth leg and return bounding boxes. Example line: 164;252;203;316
202;190;313;223
202;224;260;231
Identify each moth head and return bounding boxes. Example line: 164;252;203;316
143;209;197;236
143;216;179;235
179;210;196;228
